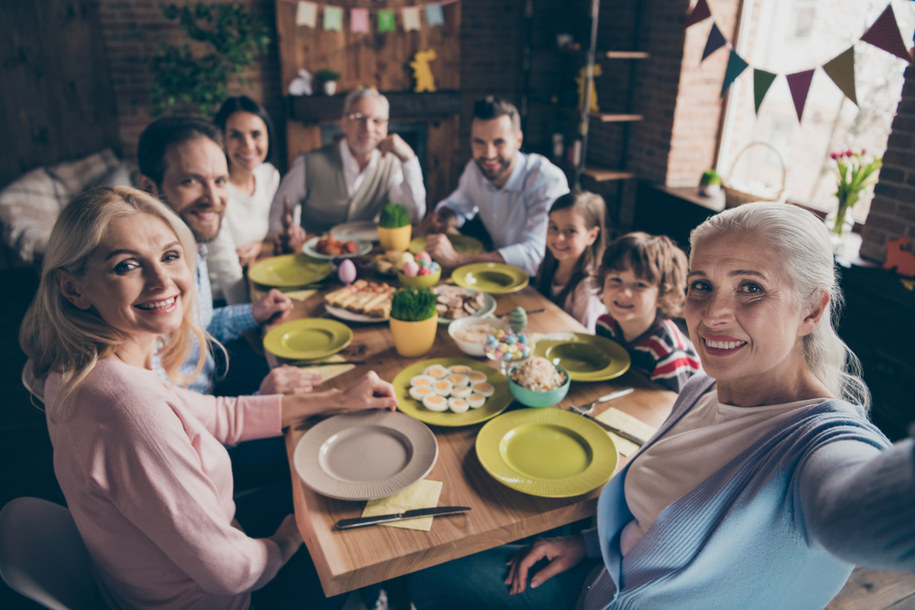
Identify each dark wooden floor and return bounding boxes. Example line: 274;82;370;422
1;266;913;609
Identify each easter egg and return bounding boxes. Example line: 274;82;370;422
415;251;432;264
397;252;415;270
418;265;431;276
402;260;419;276
337;259;357;285
508;307;527;333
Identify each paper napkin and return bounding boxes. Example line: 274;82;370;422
596;408;658;457
361;480;443;531
283;288;317;301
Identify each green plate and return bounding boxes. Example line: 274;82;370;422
263;319;353;361
393;358;511;427
249;255;332;288
451;263;529;295
533;332;631;382
475;408;618;498
409;234;484;254
303;237;373;260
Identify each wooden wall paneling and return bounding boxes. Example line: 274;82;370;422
0;1;119;189
425;115;459;207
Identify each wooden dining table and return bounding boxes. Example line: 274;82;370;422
251;258;677;597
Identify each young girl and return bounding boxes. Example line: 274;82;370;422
534;191;607;332
594;232;700;391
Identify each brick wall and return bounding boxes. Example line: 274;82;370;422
861;59;915;262
97;0;284;171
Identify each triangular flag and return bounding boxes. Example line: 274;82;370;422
702;24;728;62
351;8;369;33
323;6;343;31
425;4;445;27
720;50;749;97
403;7;421;32
295;1;317;27
786;69;815;121
378;10;396;32
823;47;857;105
860;4;912;62
685;0;712;29
753;69;777;114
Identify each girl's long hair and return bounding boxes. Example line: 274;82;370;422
534;190;607;308
19;186;209;417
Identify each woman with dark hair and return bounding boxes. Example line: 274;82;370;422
213;95;279;270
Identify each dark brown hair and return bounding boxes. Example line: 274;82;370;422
594;232;688;318
534;190;606;308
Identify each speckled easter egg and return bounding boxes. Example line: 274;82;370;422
402;260;420;276
337;259;357;285
415;251;432;264
508;307;527;332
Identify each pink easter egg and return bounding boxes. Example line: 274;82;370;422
415;251;432;264
337;259;357;285
418;265;431;276
402;260;419;276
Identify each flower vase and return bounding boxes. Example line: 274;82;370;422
825;205;854;256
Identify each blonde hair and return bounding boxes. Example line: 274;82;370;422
19;186;209;415
689;202;869;410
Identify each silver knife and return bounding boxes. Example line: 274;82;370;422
335;506;471;529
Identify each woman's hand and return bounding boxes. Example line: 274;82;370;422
259;365;323;395
280;371;397;428
504;535;587;595
268;514;303;564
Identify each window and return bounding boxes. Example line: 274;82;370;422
717;0;914;223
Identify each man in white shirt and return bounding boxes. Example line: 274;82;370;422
269;88;426;243
422;96;569;276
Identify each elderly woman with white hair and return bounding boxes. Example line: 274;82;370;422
406;201;914;609
20;186;396;609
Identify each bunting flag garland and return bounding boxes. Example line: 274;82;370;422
786;69;815;121
822;47;858;105
323;5;343;31
861;4;913;61
684;0;711;29
289;0;456;33
296;1;317;27
721;50;749;97
686;1;912;122
701;24;727;61
403;7;422;32
753;69;777;114
351;8;369;33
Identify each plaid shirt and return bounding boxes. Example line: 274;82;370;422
156;244;257;393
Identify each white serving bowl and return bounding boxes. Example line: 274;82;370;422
448;316;512;357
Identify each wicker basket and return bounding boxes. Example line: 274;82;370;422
723;141;786;208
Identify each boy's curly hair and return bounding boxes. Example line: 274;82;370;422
593;232;689;318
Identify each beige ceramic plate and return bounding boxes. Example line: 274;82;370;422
293;411;438;500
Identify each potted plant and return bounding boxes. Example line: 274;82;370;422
315;69;341;95
389;287;438;357
698;169;722;197
377;203;412;252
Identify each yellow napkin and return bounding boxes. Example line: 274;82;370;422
596;408;658;457
361;480;443;531
296;354;356;382
283;288;317;301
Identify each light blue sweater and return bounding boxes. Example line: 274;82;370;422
581;375;899;610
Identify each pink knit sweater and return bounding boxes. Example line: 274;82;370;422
45;358;285;609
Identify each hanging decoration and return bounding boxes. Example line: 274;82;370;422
288;0;457;33
686;1;912;121
410;49;438;92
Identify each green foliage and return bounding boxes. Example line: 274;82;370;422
315;69;341;82
699;169;722;186
390;287;436;321
152;3;271;116
379;203;410;228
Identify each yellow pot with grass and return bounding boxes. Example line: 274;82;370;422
377;224;412;252
389;313;438;357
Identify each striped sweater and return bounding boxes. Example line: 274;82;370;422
595;314;700;392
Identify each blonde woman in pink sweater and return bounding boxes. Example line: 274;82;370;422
19;186;396;609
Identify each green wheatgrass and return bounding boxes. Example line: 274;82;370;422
390;286;436;321
379;203;410;228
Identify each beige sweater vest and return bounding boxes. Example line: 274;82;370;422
301;143;400;233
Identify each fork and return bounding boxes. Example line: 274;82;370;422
568;387;634;416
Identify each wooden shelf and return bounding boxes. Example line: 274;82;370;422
581;167;636;182
602;51;650;59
